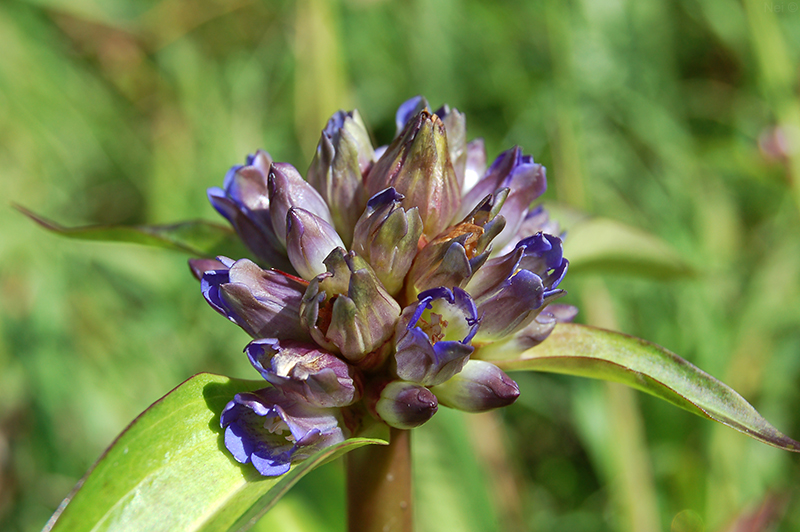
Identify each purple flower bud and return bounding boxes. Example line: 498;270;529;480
207;151;293;271
405;192;507;298
393;287;478;386
221;387;346;476
268;163;334;247
366;110;461;240
457;147;547;252
351;188;424;296
430;360;519;412
306;110;373;242
372;380;438;429
285;208;345;280
300;248;401;365
201;258;311;341
467;233;568;341
245;338;361;407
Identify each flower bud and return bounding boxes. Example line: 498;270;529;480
372;380;438;429
221;387;346;476
430;360;519;412
457;147;547;251
207;150;293;271
351;188;424;295
285;207;345;280
306;110;373;242
268;162;334;247
300;248;401;364
245;338;361;407
393;287;478;386
366;110;461;239
201;257;311;341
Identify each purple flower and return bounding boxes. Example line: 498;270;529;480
245;338;361;408
221;387;346;476
207;151;293;272
467;232;568;341
203;96;573;475
393;287;478;386
201;257;311;342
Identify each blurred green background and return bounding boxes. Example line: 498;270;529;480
2;0;800;531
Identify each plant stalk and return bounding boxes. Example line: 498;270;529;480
346;428;412;532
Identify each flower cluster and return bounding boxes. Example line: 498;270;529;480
194;96;573;476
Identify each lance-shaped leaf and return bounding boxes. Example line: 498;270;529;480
44;373;388;532
543;203;693;278
16;205;249;259
477;323;800;452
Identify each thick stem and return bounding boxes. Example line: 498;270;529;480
346;428;412;532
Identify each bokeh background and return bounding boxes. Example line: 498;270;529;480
2;0;800;531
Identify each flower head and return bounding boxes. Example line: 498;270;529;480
205;96;575;475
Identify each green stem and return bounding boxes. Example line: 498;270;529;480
346;428;413;532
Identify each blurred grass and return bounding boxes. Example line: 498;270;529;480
2;0;800;531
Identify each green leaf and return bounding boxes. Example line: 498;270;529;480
482;323;800;452
545;204;693;278
14;204;249;258
44;373;388;532
566;218;693;278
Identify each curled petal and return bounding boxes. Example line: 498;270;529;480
394;326;473;386
201;258;311;341
245;338;361;407
393;287;478;386
220;387;346;476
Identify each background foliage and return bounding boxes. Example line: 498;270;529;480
1;0;800;531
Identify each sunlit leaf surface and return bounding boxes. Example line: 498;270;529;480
483;324;800;452
45;373;387;532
